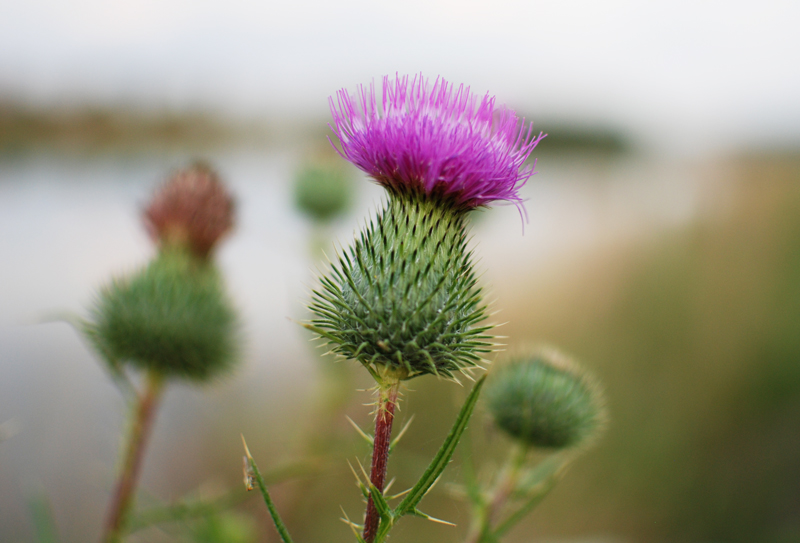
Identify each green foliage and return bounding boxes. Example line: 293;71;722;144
491;455;564;538
393;376;486;517
294;164;353;222
346;377;486;543
85;249;238;381
485;348;605;449
28;494;59;543
190;512;256;543
242;437;295;543
307;191;492;380
128;492;245;533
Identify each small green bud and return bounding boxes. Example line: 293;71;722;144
85;250;238;382
307;190;493;380
485;347;606;449
293;163;354;223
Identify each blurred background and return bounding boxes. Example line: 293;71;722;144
2;1;800;542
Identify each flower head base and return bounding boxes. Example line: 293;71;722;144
329;75;545;211
307;192;492;381
144;162;235;259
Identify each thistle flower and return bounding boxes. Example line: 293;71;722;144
87;165;240;543
329;74;545;211
144;162;235;259
309;76;544;381
485;347;606;449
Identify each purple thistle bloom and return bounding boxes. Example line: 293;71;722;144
329;74;545;210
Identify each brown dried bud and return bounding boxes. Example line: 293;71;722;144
144;162;235;259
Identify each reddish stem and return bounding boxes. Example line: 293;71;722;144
362;382;400;543
102;371;164;543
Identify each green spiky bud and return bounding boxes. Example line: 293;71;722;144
485;347;606;449
307;190;493;381
293;163;354;223
84;249;238;382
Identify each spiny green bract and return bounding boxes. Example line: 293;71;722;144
85;249;238;381
485;348;606;449
308;190;493;380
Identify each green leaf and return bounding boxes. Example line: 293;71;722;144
410;508;455;526
347;459;371;499
394;376;486;517
28;494;59;543
367;484;393;523
346;416;374;446
128;491;243;532
241;436;294;543
339;507;367;543
129;456;317;532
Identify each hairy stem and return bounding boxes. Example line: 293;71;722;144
362;380;401;543
102;370;165;543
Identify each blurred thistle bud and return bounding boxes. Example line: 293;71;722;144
144;162;235;259
307;75;544;382
485;347;606;449
293;163;353;223
84;249;238;382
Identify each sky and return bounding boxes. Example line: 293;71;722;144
1;0;799;155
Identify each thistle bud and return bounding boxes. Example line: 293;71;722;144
143;162;234;259
84;250;238;382
294;163;353;223
485;347;606;449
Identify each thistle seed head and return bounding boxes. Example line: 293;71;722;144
485;347;606;449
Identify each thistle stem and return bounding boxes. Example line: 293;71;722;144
102;370;165;543
466;444;528;543
362;380;400;543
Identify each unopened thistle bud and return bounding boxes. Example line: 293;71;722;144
294;162;354;223
85;249;238;381
485;347;606;449
308;75;545;381
144;162;235;259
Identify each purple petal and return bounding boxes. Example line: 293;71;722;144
329;74;545;210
